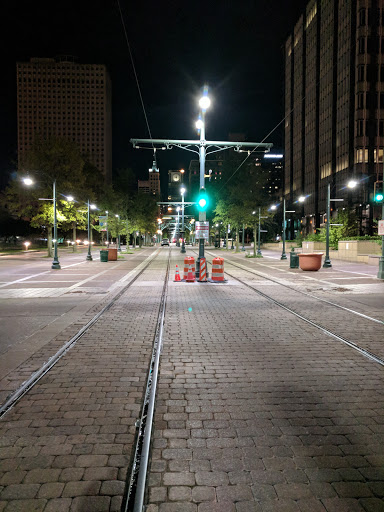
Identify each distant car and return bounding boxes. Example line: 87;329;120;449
161;238;170;246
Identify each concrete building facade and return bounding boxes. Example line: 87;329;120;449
17;56;112;182
285;0;384;234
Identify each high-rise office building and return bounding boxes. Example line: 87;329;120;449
285;0;384;234
17;56;112;182
138;161;161;196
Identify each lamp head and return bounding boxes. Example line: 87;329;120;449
199;96;211;110
23;177;34;186
347;180;358;189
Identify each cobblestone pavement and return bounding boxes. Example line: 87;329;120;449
0;249;168;512
146;250;384;512
1;247;384;512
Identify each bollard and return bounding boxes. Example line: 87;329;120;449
289;247;299;269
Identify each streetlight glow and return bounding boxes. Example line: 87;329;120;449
347;180;358;189
66;195;74;202
199;96;211;110
181;187;186;195
23;177;34;186
271;205;277;210
195;119;203;130
298;196;306;203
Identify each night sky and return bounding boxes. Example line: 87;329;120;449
1;0;308;187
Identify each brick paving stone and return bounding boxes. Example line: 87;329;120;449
259;500;300;511
360;498;384;512
191;486;216;502
99;480;125;495
333;482;373;498
37;482;64;499
70;495;111;511
43;497;72;512
198;502;235;512
62;480;101;497
236;503;262;512
3;499;47;511
0;483;40;500
159;504;197;512
168;486;192;501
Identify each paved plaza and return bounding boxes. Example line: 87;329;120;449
0;247;383;511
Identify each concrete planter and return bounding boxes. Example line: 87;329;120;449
298;253;323;271
302;241;326;252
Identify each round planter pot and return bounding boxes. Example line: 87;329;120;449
298;253;323;271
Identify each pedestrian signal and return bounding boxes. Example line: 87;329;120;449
374;181;383;203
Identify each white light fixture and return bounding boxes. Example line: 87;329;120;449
264;154;283;159
181;187;186;195
90;204;97;210
23;177;33;186
298;196;305;203
347;180;358;189
67;195;74;202
270;205;277;210
199;96;211;110
196;119;203;130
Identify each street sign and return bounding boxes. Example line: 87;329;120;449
196;221;209;240
378;220;384;236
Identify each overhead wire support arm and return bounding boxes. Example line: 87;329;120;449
130;138;273;155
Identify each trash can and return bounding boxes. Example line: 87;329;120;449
100;250;109;262
290;248;299;269
108;248;118;261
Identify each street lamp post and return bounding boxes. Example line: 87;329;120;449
271;200;295;260
323;182;348;268
181;187;186;253
86;200;93;261
23;175;61;269
115;215;121;251
196;88;210;278
241;224;245;251
176;208;180;247
378;200;384;279
106;211;109;247
52;179;61;269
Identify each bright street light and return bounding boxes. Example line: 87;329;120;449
347;180;358;189
298;196;306;203
195;119;204;130
66;195;74;202
23;177;34;186
199;96;211;110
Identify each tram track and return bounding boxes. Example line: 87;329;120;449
193;249;384;367
0;249;161;419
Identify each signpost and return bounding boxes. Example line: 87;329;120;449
379;220;384;236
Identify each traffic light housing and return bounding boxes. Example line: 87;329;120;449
196;188;209;212
374;181;384;203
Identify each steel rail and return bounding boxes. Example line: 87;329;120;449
194;250;384;367
123;248;171;512
0;250;160;419
206;250;384;325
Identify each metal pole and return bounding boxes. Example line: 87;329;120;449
257;207;262;256
51;179;61;269
241;224;245;251
196;110;206;278
281;198;287;260
176;212;180;247
323;183;332;268
181;192;186;253
377;201;384;279
106;212;109;248
86;199;92;261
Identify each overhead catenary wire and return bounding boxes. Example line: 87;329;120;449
116;0;157;166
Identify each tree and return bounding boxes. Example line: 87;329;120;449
0;136;104;256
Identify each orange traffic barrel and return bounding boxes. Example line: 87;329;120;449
183;256;195;280
211;257;225;281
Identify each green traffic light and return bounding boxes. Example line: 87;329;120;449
375;193;384;202
196;189;209;211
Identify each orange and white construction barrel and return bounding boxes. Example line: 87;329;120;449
199;257;207;282
211;257;225;282
183;256;195;280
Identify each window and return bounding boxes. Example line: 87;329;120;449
358;65;365;82
358;37;366;54
357;120;365;136
359;8;367;26
374;148;384;162
378;120;384;137
357;92;365;109
356;148;368;163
